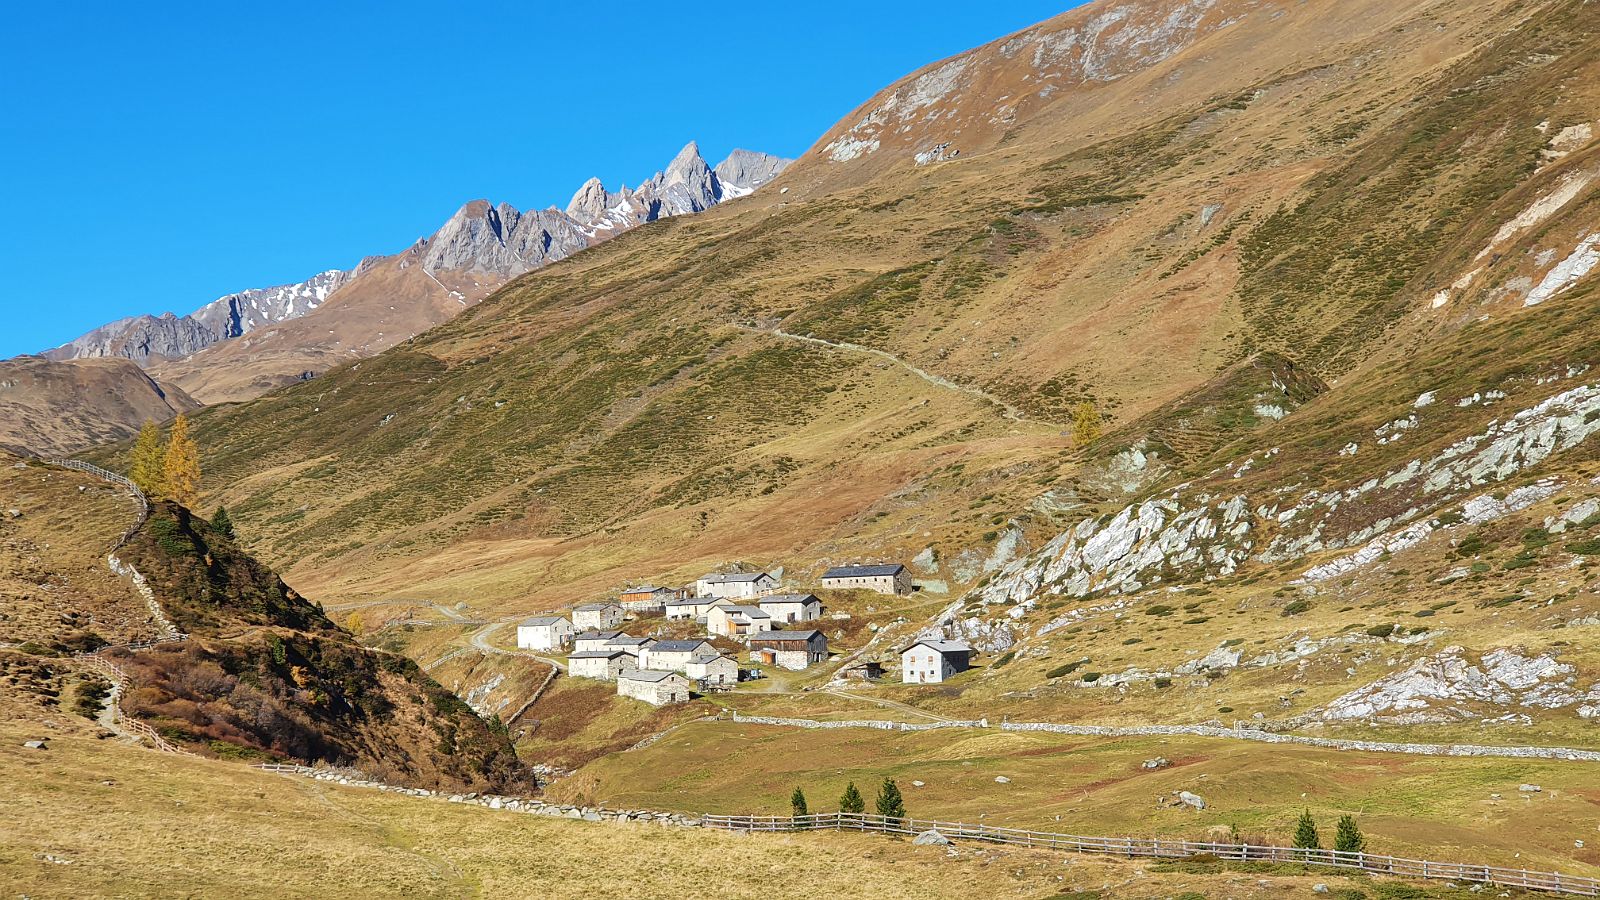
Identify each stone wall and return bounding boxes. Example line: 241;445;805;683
727;712;1600;762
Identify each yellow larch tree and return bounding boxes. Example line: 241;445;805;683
162;414;201;508
128;420;167;497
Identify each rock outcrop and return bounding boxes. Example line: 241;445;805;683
1319;647;1600;724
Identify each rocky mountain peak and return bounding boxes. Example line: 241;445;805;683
566;176;620;224
714;149;789;189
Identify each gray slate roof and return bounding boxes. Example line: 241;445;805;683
759;593;819;604
607;635;653;647
648;639;713;653
519;615;568;626
823;564;905;579
568;651;627;660
620;669;684;683
574;601;622;611
574;630;623;641
751;630;823;642
699;572;772;584
716;604;769;618
903;639;972;655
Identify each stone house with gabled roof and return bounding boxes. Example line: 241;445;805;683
705;603;773;638
664;596;720;621
685;653;738;687
638;639;715;673
572;601;625;630
573;630;625;652
748;630;828;670
516;615;573;651
619;585;684;612
568;650;630;681
758;593;823;624
617;669;690;706
694;571;779;600
820;563;911;595
900;638;971;683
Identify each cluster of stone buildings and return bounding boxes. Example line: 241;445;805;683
513;561;952;704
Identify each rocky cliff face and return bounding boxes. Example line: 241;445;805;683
190;269;352;340
43;313;219;366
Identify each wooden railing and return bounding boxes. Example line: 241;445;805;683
48;458;149;545
703;813;1600;897
77;653;187;755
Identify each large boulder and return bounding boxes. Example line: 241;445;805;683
913;830;953;846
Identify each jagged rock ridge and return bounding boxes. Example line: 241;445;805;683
39;144;792;369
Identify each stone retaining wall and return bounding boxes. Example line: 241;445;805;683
726;712;1600;762
251;764;703;827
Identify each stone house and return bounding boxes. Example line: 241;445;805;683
748;630;828;670
619;585;684;612
900;639;972;684
515;615;573;651
573;630;625;652
841;661;885;681
572;602;625;630
567;650;630;681
705;603;773;638
684;653;739;687
758;593;823;624
605;634;654;660
694;571;779;600
820;563;911;595
638;639;716;673
617;669;691;706
664;596;721;621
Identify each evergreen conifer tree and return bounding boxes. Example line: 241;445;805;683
1293;810;1321;850
1333;814;1364;854
875;778;906;823
211;505;235;540
839;781;865;814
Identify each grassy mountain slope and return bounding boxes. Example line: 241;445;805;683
0;356;199;456
149;0;1592;620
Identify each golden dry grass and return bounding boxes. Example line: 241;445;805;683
0;715;1456;900
557;721;1600;878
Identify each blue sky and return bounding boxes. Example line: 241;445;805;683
0;2;1078;359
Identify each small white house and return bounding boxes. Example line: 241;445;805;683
820;564;911;595
758;593;823;624
694;571;779;600
705;603;773;638
617;669;691;706
748;630;829;670
568;650;630;681
900;639;972;684
639;639;716;673
572;602;625;630
684;653;739;687
516;615;573;651
664;596;721;620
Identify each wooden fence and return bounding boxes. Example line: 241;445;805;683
49;458;149;545
77;653;187;755
703;813;1600;897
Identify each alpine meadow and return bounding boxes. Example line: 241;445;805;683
6;1;1600;897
